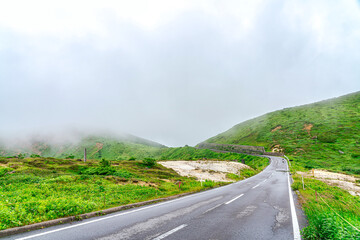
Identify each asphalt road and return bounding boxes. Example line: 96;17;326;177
3;156;306;240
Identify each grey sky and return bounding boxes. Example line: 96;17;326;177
1;0;360;146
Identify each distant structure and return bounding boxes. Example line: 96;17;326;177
197;143;265;155
197;143;284;156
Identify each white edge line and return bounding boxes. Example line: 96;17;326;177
225;194;244;205
16;191;209;240
152;224;187;240
288;172;301;240
17;158;276;240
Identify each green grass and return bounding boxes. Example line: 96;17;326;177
206;91;360;174
0;146;268;230
292;174;360;239
204;91;360;239
0;157;225;230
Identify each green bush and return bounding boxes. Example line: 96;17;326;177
142;158;156;167
81;166;115;176
80;159;115;176
0;167;14;177
226;173;241;180
100;158;111;167
317;133;337;143
114;169;136;179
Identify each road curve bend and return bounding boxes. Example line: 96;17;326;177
3;156;305;240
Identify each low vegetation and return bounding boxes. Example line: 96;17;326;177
0;156;226;230
0;146;268;231
291;167;360;239
206;91;360;175
204;91;360;239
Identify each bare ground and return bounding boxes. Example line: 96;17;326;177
159;160;250;182
298;169;360;196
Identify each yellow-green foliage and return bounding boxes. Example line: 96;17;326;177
206;91;360;174
292;174;360;239
0;157;226;230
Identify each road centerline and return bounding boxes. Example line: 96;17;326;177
152;224;187;240
225;194;244;205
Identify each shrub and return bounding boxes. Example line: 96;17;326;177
100;158;111;167
114;169;136;179
16;154;25;159
0;167;14;177
80;159;115;176
226;173;241;180
30;154;41;158
317;133;337;143
142;158;156;167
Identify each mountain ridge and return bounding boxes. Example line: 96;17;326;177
204;91;360;174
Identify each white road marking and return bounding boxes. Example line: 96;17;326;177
153;224;187;240
252;184;260;189
152;224;187;240
287;168;301;239
15;157;278;240
225;194;244;204
15;191;210;240
203;203;223;214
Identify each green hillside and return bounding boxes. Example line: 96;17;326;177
205;91;360;174
0;135;166;161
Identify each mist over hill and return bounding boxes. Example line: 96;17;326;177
0;131;166;160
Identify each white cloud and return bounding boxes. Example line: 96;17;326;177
0;0;360;146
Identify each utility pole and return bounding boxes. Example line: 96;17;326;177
84;148;87;163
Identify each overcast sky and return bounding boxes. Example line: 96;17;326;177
1;0;360;146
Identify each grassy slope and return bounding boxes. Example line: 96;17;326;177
206;91;360;174
205;91;360;239
0;157;224;230
0;148;268;230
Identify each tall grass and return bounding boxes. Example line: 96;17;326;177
292;175;360;239
0;157;225;230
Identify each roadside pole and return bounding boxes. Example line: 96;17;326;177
302;176;305;190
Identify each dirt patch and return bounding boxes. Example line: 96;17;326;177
303;123;313;136
298;170;360;196
271;126;282;132
137;181;157;187
158;160;250;182
90;143;104;157
271;144;284;153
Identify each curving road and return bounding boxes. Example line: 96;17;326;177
3;156;306;240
